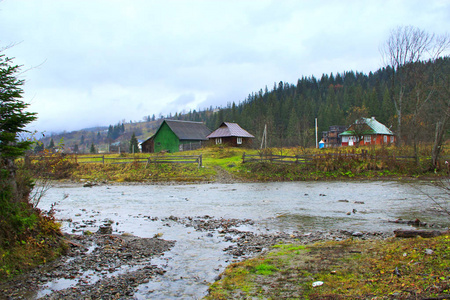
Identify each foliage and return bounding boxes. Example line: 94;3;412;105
0;208;66;281
207;235;450;299
129;132;139;153
26;152;77;180
238;145;449;181
107;122;125;140
0;55;37;159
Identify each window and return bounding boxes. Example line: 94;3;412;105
215;138;222;144
384;136;387;143
364;135;371;143
390;136;394;143
237;137;242;145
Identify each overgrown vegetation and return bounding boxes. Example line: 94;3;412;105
206;235;450;299
24;143;449;183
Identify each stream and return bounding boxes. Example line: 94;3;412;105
36;180;448;299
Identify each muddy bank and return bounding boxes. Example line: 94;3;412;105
0;233;174;299
0;215;394;300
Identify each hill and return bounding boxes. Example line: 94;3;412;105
37;57;449;153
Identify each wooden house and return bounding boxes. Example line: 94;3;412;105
340;117;395;146
141;120;211;153
321;125;347;148
207;122;254;147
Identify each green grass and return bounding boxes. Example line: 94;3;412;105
25;145;450;183
205;235;450;299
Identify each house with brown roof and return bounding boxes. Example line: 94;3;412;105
207;122;254;147
141;120;211;153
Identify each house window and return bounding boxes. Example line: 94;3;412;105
364;135;371;143
237;137;242;145
390;136;394;143
384;136;387;143
215;138;222;144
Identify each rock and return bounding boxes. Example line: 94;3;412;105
425;249;434;255
97;225;113;235
83;181;97;188
352;232;363;237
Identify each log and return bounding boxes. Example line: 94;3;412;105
393;229;445;238
388;218;427;227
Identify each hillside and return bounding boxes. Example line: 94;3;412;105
37;57;449;153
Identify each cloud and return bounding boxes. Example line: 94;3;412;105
1;0;449;133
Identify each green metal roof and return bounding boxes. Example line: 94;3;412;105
340;129;375;136
340;117;394;136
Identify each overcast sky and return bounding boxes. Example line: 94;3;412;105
1;0;449;134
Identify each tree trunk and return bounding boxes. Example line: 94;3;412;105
432;120;447;169
0;157;19;202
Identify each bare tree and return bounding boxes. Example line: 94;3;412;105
380;26;450;150
431;59;450;168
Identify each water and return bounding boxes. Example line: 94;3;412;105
37;181;448;299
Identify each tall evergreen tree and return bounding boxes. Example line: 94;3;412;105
0;54;37;203
129;132;139;153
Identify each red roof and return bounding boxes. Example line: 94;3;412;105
207;122;254;139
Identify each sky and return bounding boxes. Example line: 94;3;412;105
1;0;449;134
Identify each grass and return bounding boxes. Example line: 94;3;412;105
25;144;449;183
206;234;450;299
0;210;67;281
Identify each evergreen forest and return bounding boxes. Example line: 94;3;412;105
38;57;449;152
173;57;449;148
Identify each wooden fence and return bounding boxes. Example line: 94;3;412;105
242;151;421;165
146;155;202;168
31;154;203;167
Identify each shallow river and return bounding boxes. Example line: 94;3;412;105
37;181;448;299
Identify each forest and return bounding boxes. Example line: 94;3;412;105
173;57;449;149
38;56;449;157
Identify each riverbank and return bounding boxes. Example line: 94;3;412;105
206;233;450;299
0;217;394;299
1;180;448;298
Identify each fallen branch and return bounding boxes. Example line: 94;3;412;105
393;229;446;238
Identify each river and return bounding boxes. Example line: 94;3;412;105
37;180;448;299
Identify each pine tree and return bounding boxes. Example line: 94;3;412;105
48;138;55;149
90;143;96;154
0;55;37;159
129;132;139;153
0;54;37;203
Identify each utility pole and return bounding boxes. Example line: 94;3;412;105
315;118;318;148
260;124;267;149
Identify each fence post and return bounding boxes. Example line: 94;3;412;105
198;154;202;168
242;152;246;163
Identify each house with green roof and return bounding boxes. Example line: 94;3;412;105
339;117;395;146
141;120;211;153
